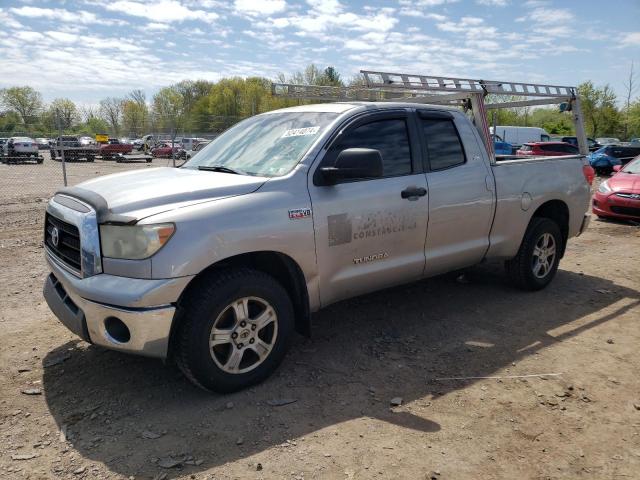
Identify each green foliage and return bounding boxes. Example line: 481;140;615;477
76;117;110;135
577;81;621;138
0;86;43;125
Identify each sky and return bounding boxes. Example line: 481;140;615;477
0;0;639;105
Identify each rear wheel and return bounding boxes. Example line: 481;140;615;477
175;268;294;392
505;217;562;291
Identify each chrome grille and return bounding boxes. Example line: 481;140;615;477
45;213;82;272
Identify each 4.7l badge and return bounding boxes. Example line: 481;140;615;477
288;208;312;220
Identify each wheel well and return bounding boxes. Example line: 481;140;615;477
532;200;569;257
173;251;311;344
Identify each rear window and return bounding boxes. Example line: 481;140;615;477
520;145;532;151
421;118;466;170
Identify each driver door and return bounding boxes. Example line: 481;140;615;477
309;111;429;307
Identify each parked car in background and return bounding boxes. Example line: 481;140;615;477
51;136;97;162
79;136;97;147
490;126;550;151
151;142;184;158
99;138;134;159
141;134;158;152
592;155;640;221
36;138;51;150
2;136;42;163
491;134;513;156
517;142;579;157
595;137;621;145
630;138;640;144
180;137;208;152
131;138;144;151
557;136;601;152
588;144;640;174
183;140;211;160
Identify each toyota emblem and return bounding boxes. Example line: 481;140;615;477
51;227;60;247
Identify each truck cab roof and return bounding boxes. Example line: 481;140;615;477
263;102;459;115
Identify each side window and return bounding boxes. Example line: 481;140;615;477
421;118;465;171
541;134;550;142
328;118;412;177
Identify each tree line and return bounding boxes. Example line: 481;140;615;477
1;64;638;140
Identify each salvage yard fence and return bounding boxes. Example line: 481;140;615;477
0;125;222;207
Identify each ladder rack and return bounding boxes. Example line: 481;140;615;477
360;70;576;99
271;69;588;157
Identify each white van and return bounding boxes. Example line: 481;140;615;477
490;126;550;149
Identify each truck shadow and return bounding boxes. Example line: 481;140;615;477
42;264;640;478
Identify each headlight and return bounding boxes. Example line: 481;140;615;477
100;223;175;260
597;180;611;194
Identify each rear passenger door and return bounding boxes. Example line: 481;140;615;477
310;111;429;306
419;111;495;275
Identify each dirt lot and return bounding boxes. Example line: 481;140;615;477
0;162;639;479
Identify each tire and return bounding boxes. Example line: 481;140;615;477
505;217;562;291
174;268;294;393
37;158;43;164
146;158;152;163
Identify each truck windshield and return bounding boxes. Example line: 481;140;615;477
183;112;338;177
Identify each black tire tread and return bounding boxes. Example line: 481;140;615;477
174;267;293;392
506;217;562;291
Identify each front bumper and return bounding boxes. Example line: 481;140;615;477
44;251;193;359
593;192;640;220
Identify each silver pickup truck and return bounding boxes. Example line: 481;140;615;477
43;102;592;392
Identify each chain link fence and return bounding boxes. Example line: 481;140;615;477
0;127;221;257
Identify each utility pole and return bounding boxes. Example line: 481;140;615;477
54;108;68;187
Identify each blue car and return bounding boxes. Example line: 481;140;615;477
492;135;513;156
589;145;640;174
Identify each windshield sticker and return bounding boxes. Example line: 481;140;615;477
281;126;320;138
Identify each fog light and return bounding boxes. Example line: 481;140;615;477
104;317;131;343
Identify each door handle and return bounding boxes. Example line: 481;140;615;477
401;187;427;199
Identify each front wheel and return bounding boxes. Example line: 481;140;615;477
505;217;562;291
174;268;294;392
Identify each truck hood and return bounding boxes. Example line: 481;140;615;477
71;167;268;220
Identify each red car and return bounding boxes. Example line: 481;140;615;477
592;155;640;221
100;138;133;159
516;142;579;156
151;142;184;158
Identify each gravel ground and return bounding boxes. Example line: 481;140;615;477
0;163;639;479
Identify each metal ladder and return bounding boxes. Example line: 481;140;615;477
272;70;588;157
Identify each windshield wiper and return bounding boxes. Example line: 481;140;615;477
197;165;242;175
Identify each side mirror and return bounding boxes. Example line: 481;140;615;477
320;148;383;184
612;165;622;172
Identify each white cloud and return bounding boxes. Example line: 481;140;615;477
147;22;171;31
526;7;574;24
0;8;25;29
45;31;80;44
619;32;640;46
437;16;485;33
234;0;287;16
476;0;508;5
102;0;219;24
9;6;123;25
